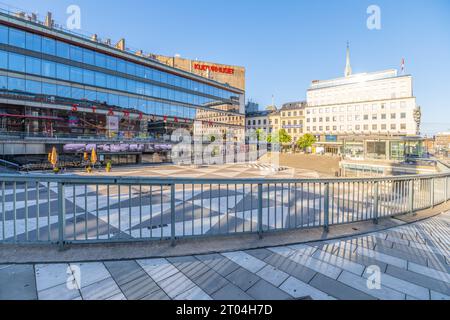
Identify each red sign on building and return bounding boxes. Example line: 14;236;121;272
193;63;234;75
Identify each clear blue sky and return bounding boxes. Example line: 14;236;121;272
4;0;450;135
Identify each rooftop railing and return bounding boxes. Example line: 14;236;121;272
0;172;448;247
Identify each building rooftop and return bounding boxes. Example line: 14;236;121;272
309;69;404;90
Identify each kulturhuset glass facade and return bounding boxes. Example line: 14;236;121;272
0;18;245;141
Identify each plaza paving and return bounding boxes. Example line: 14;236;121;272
0;212;449;300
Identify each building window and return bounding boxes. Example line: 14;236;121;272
364;125;369;130
391;113;396;119
9;28;26;48
401;123;406;130
381;114;386;120
400;113;406;119
372;124;377;130
381;124;387;130
364;115;369;120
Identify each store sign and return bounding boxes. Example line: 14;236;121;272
282;125;303;129
193;63;234;75
106;116;119;131
325;135;338;142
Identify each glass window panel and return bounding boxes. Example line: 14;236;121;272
153;70;161;82
42;37;56;55
0;50;7;69
95;72;106;87
95;53;106;68
138;98;146;112
119;95;128;108
168;74;175;86
97;91;107;103
9;28;26;48
153;85;160;98
106;75;117;90
42;82;57;96
83;49;95;65
0;75;6;89
127;79;136;93
144;84;151;96
42;60;56;78
0;25;7;44
126;62;136;76
106;56;116;71
26;32;41;52
136;81;145;95
8;77;26;91
56;41;70;59
136;66;145;78
108;93;119;106
161;87;168;99
56;64;70;81
26;56;41;75
9;52;26;72
117;77;126;91
71;87;84;100
85;89;96;101
174;76;181;87
57;85;71;98
144;68;151;79
70;45;83;62
117;60;126;73
160;71;168;84
26;79;41;94
70;66;83;83
129;97;138;109
83;69;95;86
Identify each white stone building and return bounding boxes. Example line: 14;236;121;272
305;46;420;137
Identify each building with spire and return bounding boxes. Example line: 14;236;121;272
304;44;423;161
345;42;352;77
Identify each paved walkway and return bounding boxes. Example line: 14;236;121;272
1;212;449;300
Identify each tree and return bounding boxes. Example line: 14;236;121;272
255;129;266;142
267;129;292;152
278;129;292;144
296;133;317;151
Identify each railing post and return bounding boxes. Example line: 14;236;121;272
373;182;379;224
57;182;66;251
446;176;448;203
170;183;176;247
324;183;330;232
430;178;435;208
257;183;263;239
409;179;415;214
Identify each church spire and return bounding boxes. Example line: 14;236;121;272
345;42;352;77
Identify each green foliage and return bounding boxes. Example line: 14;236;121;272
278;129;292;144
296;133;317;150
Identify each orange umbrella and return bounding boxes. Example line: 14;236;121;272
91;148;98;165
50;147;58;167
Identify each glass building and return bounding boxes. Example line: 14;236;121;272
0;10;245;166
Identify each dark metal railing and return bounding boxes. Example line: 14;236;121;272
0;173;448;247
